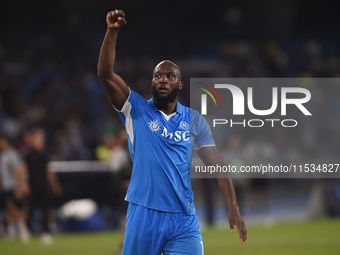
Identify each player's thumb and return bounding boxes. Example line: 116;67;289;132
229;220;235;232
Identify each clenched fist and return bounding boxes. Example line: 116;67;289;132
106;10;127;30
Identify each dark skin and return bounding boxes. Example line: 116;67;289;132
198;146;247;244
97;9;247;244
152;61;183;115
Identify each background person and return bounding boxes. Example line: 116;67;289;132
23;128;62;245
0;135;30;242
109;129;132;248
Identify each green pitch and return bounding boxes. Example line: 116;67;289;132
1;219;339;255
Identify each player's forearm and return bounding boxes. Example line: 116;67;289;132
215;177;239;211
47;167;62;195
14;164;26;187
97;28;119;79
47;167;59;187
197;146;240;210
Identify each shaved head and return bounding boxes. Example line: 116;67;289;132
151;60;183;108
153;60;181;80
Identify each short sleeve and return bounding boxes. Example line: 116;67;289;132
113;88;132;113
190;110;215;151
114;89;144;121
114;89;146;147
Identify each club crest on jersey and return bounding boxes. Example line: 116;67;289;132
180;120;189;130
148;119;161;132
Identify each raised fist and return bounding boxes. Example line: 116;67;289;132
106;10;127;30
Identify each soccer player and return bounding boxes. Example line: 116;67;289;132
0;135;30;242
23;128;62;245
98;10;247;254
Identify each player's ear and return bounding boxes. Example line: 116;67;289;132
179;81;183;90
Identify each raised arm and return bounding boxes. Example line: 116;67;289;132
97;10;130;110
197;146;247;244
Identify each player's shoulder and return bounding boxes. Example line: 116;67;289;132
115;89;146;114
188;108;199;117
129;89;149;105
8;148;20;157
179;104;199;117
5;148;21;162
179;106;209;133
189;108;206;125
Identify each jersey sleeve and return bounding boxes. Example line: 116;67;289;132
113;89;145;147
191;110;215;151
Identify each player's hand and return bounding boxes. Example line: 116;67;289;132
228;207;247;244
15;183;30;200
16;183;30;199
106;10;127;30
22;183;31;196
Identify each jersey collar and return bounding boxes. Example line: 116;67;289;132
148;98;183;115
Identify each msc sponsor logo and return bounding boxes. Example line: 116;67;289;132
147;119;190;142
161;127;190;142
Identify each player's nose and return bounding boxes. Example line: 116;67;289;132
160;75;168;83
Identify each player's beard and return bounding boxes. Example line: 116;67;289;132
151;85;179;106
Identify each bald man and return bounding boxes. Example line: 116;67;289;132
97;10;247;255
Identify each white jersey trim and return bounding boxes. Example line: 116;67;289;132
196;144;215;152
160;111;176;121
112;88;131;113
113;89;134;148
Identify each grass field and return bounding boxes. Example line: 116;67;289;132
1;219;339;255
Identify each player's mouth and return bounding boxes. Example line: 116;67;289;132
158;87;169;94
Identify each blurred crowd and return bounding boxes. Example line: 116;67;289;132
1;31;340;163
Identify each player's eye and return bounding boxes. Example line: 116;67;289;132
168;74;174;79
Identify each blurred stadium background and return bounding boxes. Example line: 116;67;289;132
1;0;340;254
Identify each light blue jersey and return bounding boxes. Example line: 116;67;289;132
117;90;214;215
